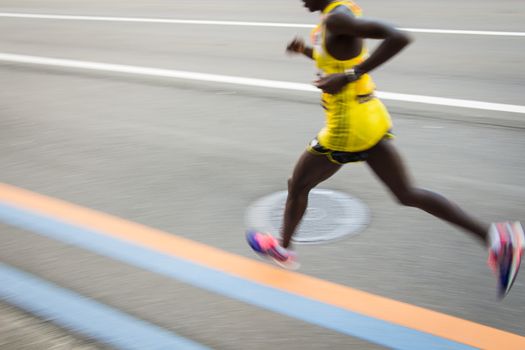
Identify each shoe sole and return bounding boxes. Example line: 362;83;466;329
268;250;301;270
502;222;524;297
246;231;300;270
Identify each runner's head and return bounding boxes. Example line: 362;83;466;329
302;0;330;13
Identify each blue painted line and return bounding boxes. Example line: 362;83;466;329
0;263;210;350
0;202;477;350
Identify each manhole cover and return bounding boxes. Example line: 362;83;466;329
245;189;370;244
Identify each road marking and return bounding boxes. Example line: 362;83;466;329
0;53;524;114
0;263;210;350
1;12;524;37
1;183;524;349
0;204;471;350
401;27;525;37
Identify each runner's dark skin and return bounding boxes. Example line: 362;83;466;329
281;0;489;248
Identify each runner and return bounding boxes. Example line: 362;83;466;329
247;0;524;298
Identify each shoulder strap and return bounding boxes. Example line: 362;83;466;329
322;1;362;17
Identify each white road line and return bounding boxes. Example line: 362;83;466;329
0;53;524;114
1;12;524;37
400;27;525;37
0;12;312;28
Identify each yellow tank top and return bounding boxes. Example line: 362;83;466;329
311;0;374;94
310;0;392;152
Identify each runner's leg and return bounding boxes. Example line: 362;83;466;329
366;139;489;244
282;151;342;248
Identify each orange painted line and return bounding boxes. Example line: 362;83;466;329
0;182;524;349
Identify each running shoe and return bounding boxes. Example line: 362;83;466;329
246;230;300;270
487;221;525;298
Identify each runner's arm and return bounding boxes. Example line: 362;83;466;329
325;13;412;75
286;37;315;60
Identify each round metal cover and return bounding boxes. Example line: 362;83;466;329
245;189;370;244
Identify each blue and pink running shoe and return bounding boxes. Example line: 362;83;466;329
488;221;525;298
246;230;299;270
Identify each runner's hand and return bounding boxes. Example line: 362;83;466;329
286;37;306;54
314;73;355;94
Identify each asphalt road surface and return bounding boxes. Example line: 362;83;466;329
1;1;524;349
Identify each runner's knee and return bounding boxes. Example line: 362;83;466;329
394;187;420;207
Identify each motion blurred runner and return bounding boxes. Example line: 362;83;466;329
247;0;524;298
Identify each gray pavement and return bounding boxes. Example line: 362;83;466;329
1;1;524;349
0;301;109;350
